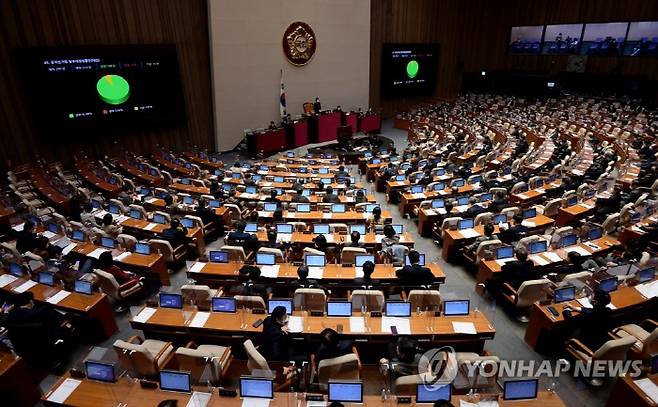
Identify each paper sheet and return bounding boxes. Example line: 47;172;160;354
459;228;481;239
189;312;210;328
521;220;536;228
634;378;658;404
578;297;616;310
13;280;37;293
322;213;332;219
114;252;132;262
307;268;324;279
529;255;550;266
635;280;658;299
144;223;158;231
0;274;17;288
349;316;366;333
517;193;529;199
187;391;213;407
495;258;516;266
354;267;364;278
87;248;108;259
62;242;78;256
566;246;591;256
288;316;304;333
133;307;157;323
116;215;129;223
452;321;477;335
145;197;158;204
306;401;328;407
46;290;71;304
259;265;280;278
47;378;82;404
324;234;335;243
543;252;563;263
455;205;469;213
276;234;292;243
12;223;24;232
188;262;206;273
375;235;384;243
41;231;56;239
242;398;271;407
460;401;499;407
381;316;411;334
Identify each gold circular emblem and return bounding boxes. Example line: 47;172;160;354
283;21;317;66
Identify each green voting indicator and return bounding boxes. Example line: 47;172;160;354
96;74;130;105
406;60;419;79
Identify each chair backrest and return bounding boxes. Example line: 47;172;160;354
393;372;436;394
500;206;520;217
592;336;637;362
475;239;502;263
440;217;461;237
601;213;620;234
561;271;592;285
109;199;127;213
351;290;385;312
474;212;493;226
341;247;367;264
243;339;273;376
515;279;551;308
150;239;175;262
453;354;500;391
408;290;441;312
330;223;348;233
181;285;214;308
129;204;148;220
235;295;266;311
175;347;219;384
93;269;120;300
113;339;158;378
303;247;324;256
258;247;285;262
221;245;246;262
317;353;360;390
543;198;562;217
293;288;326;312
117;234;138;251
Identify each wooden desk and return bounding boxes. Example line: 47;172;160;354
0;347;41;407
606;374;658;407
43;377;567;407
29;169;71;213
183;152;225;170
151;153;197;177
234;192;376;206
510;181;561;206
170;182;210;195
73;160;121;197
0;273;118;339
119;217;206;255
555;199;596;226
256;210;392;224
114;159;164;186
253;231;415;249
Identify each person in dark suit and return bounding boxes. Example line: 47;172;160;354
596;185;623;218
243;267;270;301
15;220;39;254
315;328;353;363
499;214;527;244
259;305;291;361
346;231;365;248
195;199;215;226
226;220;252;243
292;188;310;203
322;187;341;204
497;247;537;289
313;97;322;114
563;289;613;351
396;250;434;287
465;197;486;217
265;190;280;204
162;218;189;249
487;191;508;213
355;260;379;288
292;265;322;289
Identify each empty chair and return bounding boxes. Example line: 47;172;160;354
113;336;174;379
453;353;500;393
440;217;461;238
329;223;348;233
235;295;266;311
150;239;186;263
109;199;128;214
175;342;232;385
293;288;327;313
117;234;138;251
350;290;385;312
407;289;441;312
128;204;148;220
341;247;367;264
543;198;562;218
181;285;221;310
243;339;296;390
561;271;593;285
93;269;143;311
610;320;658;359
316;353;361;391
152;211;171;224
565;336;636;386
501;278;552;322
500;206;520;218
221;245;247;262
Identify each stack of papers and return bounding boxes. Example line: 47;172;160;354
495;258;516;266
41;231;57;239
259;265;280;278
459;229;481;239
242;398;271;407
578;297;616;310
87;248;109;259
566;246;591;256
145;197;159;203
307;268;323;279
47;290;71;304
188;262;206;273
62;243;78;256
113;252;132;262
521;220;536;228
452;322;477;334
381;316;411;334
186;392;212;407
276;234;292;243
144;223;158;231
322;213;332;219
288;316;304;333
543;252;563;263
635;280;658;299
529;255;550;266
116;215;129;223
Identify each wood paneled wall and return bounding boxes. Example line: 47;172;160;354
371;0;658;117
0;0;214;172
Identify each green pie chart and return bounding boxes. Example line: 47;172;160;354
96;74;130;105
406;60;419;79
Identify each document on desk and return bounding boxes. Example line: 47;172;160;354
0;274;17;288
634;378;658;404
259;265;280;278
578;297;616;310
87;248;109;259
188;262;206;273
543;252;563;263
62;242;78;256
517;193;529;200
424;209;437;216
455;205;469;213
13;280;37;293
288;316;304;333
566;246;591;256
459;228;481;239
374;235;384;243
521;220;536;228
381;317;411;334
144;223;158;231
495;258;516;266
307;268;323;280
189;312;210;328
47;290;71;305
187;391;212;407
635;280;658;299
242;397;271;407
349;316;366;333
113;252;132;262
354;267;364;278
460;401;499;407
41;230;56;239
47;378;82;404
306;401;328;407
322;213;332;219
145;197;159;204
452;322;477;335
276;234;292;243
324;234;335;243
12;223;24;232
529;255;550;266
116;215;129;223
133;307;157;323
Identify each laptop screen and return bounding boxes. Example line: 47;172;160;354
306;254;326;267
85;361;116;383
560;234;578;247
528;241;547;254
416;384;452;404
457;197;469;206
327;301;352;317
135;243;150;255
243;222;258;233
159;293;183;309
494;214;507;224
405;254;426;266
108;204;119;215
588;227;603;241
411;185;423;194
598;277;618;293
276;224;293;234
39;272;54;286
181;218;195;228
459;219;474;230
313;224;330;234
385;301;411;317
297;203;311;212
431;199;445;209
8;263;23;277
443;300;470;316
567;196;578;206
503;379;538;401
159;370;191;393
523;208;537;219
101;237;115;249
182;196;194;206
554;286;576;303
496;246;514;259
355;254;375;267
47;223;59;234
328;382;363;403
246;186;257;194
433;183;445;191
263;203;278;212
350;224;366;235
74;279;93;295
267;299;293;315
209;250;229;263
637;267;655;283
240;377;274;399
129;209;141;219
153;214;167;224
453;179;465;187
480;193;493;202
256;252;276;266
72;230;85;241
392;224;403;234
395;174;406;182
332;204;346;213
211;297;236;313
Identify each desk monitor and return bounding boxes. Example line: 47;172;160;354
480;193;493;202
72;230;86;241
494;214;507;225
456;197;469;206
135;242;150;255
567;196;578;206
8;263;24;277
91;199;102;209
318;168;329;175
276;223;293;234
211;297;236;313
363;204;379;214
140;187;151;196
129;209;142;219
395;174;406;182
47;222;59;234
411;185;423;194
560;234;578;247
267;299;293;315
149;168;159;177
74;279;93;295
371;158;381;164
392;224;403;234
101;237;115;249
252;175;262;182
302;189;312;197
159;293;183;309
327;301;352;317
416;384;452;404
296;203;311;213
153;213;167;224
458;219;474;230
350;224;366;235
305;254;326;267
528;240;547;254
523;208;537;219
433;183;445;191
496;246;514;260
245;186;258;195
108;204;120;215
598;276;618;293
240;377;274;399
503;379;538;401
181;218;195;229
588;227;603;241
328;381;363;403
405;254;426;266
180;178;191;185
263;203;278;212
256;252;276;266
313;224;330;234
273;176;285;183
443;300;470;316
355;254;375;267
159;370;191;393
554;286;576;303
435;168;446;176
385;301;411;317
243;223;258;233
182;196;194;205
321;178;332;185
637;267;655;283
39;272;55;286
469;176;482;185
231;172;242;179
85;360;116;383
431;199;445;209
209;250;229;263
332;203;346;213
453;179;465;187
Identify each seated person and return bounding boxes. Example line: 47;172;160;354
355;189;367;204
312;234;337;263
396;250;434;287
563;289;613;351
226;220;252;244
354;260;379;288
260;305;291;361
315;328;353;364
322;187;341;204
381;224;400;248
499;214;527;243
195;199;215;226
80;203;98;228
381;337;422;379
16;220;39;254
487;191;508;213
98;251;141;288
162;218;190;249
263;229;286;251
367;206;385;232
265;190;280;204
464;223;497;256
495;247;537;290
381;243;409;264
465;196;486;217
101;214;123;238
292;265;322;289
292;188;310;203
346;231;365;248
244;267;270;300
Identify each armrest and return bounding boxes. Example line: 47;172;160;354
400;291;407;301
501;283;517;296
566;338;594;358
127;335;144;344
185;341;198;349
118;280;141;292
352;346;362;368
154;341;174;362
641;319;658;330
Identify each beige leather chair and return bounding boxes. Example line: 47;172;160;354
543;198;562;218
93;269;142;307
317;353;361;391
175;341;232;385
258;247;285;263
244;340;296;391
221;245;247;262
561;271;592;286
109;199;128;214
113;335;173;378
501;278;552;322
601;213;620;234
474;239;501;264
610;319;658;359
407;289;441;312
303;247;324;256
235;295;266;311
329;223;348;233
153;211;171;224
151;239;186;263
453;353;500;393
181;285;221;310
474;212;493;226
566;336;636;386
440;217;461;238
293;288;326;312
341;247;367;264
117;234;138;251
128;204;148;220
350;290;385;312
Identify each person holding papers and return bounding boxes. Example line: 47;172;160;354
396;250;434;288
563;289;613;351
315;328;353;363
